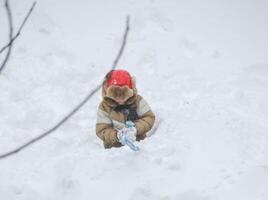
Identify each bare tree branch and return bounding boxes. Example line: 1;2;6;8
0;0;14;74
0;16;131;159
112;15;130;69
0;1;36;73
0;1;36;54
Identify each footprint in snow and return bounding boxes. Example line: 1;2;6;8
174;190;209;200
149;9;173;32
59;178;79;191
130;187;153;200
39;28;51;36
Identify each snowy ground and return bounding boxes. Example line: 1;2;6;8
0;0;268;199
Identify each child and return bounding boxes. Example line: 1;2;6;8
96;69;155;149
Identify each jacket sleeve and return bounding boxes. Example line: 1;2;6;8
134;97;155;141
96;106;122;148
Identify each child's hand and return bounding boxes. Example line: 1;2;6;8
117;127;137;144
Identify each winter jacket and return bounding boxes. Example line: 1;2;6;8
96;81;155;149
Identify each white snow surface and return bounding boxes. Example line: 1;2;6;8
0;0;268;199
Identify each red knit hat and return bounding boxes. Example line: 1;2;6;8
106;69;133;89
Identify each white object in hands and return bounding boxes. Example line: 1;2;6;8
117;126;137;143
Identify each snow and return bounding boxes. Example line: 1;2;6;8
0;0;268;199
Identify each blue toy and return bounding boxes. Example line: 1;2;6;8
118;121;140;151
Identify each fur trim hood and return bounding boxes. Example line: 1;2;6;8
101;71;138;108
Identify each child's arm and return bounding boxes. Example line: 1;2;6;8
134;96;155;141
96;105;122;148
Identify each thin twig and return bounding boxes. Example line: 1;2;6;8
0;16;131;159
112;15;130;69
0;85;102;159
0;0;14;74
0;0;36;73
0;1;36;54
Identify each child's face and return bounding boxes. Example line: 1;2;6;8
114;96;129;105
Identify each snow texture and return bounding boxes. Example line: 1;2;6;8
0;0;268;199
